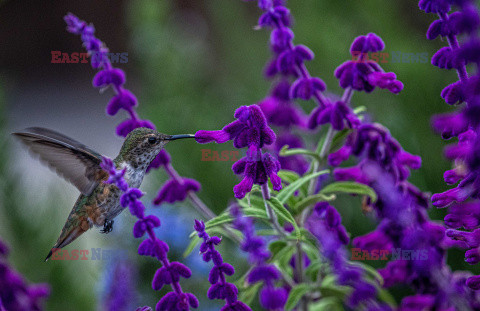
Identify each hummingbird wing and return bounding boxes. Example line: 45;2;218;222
13;127;107;195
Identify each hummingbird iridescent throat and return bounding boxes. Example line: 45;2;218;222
13;127;195;261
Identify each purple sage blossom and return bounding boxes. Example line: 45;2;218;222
194;220;251;311
195;105;282;199
419;0;480;290
230;206;287;310
0;239;50;311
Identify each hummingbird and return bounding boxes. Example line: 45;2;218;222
13;127;194;261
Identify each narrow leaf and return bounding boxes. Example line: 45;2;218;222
267;197;300;239
293;193;336;213
320;181;377;203
279;145;322;162
277;170;330;204
285;284;311;311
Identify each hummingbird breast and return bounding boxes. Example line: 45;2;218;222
86;161;147;226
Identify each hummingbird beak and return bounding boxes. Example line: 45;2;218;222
166;134;196;141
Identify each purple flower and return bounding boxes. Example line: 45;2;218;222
147;150;171;173
64;14;153;138
153;178;201;205
156;292;198;311
196;105;281;199
258;80;307;128
230;206;286;310
102;260;137;311
307;204;378;308
194;220;251;310
0;240;50;311
195;105;275;149
232;152;282;198
308;100;360;131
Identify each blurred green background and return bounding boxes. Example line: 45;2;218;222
0;0;478;309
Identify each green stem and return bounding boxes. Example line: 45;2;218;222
261;183;287;238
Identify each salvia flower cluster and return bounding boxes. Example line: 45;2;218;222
100;157;198;311
230;206;287;310
0;239;50;311
194;220;251;311
306;203;381;309
419;0;480;289
195;105;282;199
64;13;154;137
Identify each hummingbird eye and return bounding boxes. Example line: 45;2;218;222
148;137;157;145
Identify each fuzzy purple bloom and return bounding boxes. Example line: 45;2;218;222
230;206;287;310
196;105;281;199
153;178;201;205
194;220;251;311
0;239;50;311
64;13;154;138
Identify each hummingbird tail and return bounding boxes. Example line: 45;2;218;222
45;222;89;262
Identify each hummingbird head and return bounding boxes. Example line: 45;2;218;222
118;127;194;167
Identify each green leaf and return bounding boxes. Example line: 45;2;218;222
285;283;311;311
279;145;322;162
204;213;233;230
183;235;201;258
276;170;330;204
293;193;336;213
320;275;351;298
238;282;262;306
256;229;277;236
277;170;300;185
304;259;324;281
320;181;377;203
329;128;351;152
353;105;367;114
352;262;384;286
378;288;397;307
267;197;300;240
309;297;343;311
271;243;295;268
243;206;269;220
269;240;288;257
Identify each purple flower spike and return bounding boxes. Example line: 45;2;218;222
431;46;456;69
116;119;156;138
153;178;201;205
0;239;50;310
467;275;480;290
230;206;285;310
107;90;138;116
350;33;385;54
147;150;171;173
196;105;280;198
65;13;155;138
290;77;326;100
92;68;125;88
195;220;251;310
133;215;161;238
100;156;197;309
418;0;450;14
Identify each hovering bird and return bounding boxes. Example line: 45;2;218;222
13;127;194;261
